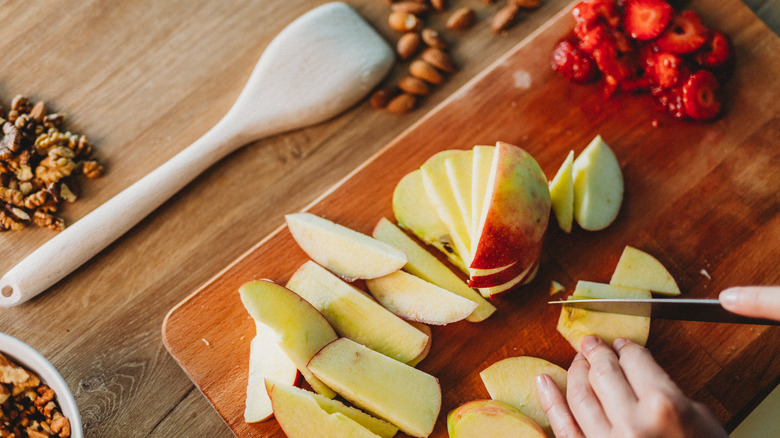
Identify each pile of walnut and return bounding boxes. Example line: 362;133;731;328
0;353;71;438
0;95;103;232
371;0;542;113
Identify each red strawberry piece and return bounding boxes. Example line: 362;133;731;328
623;0;674;41
655;10;711;54
694;30;734;69
552;39;599;83
653;84;687;119
572;0;621;39
682;70;722;121
646;52;684;89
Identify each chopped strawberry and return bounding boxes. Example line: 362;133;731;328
645;52;685;89
682;70;722;121
694;30;734;69
572;0;621;39
623;0;673;41
655;10;710;54
652;84;687;119
552;40;599;83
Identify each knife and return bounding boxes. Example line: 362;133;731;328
549;298;780;325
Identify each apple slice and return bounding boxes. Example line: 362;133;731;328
447;400;546;438
308;338;442;438
266;379;394;438
406;322;432;367
471;145;495;248
393;169;469;274
610;246;681;296
471;142;550;273
445;150;474;236
557;281;651;352
572;135;624;231
549;150;575;233
285;212;406;280
366;270;478;325
477;262;539;297
372;217;496;322
239;280;337;398
286;261;429;364
480;356;567;434
244;322;300;423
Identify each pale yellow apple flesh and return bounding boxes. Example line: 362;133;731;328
244;322;299;423
447;400;546;438
239;280;337;398
572;135;624;231
557;281;651;352
610;246;681;296
285;212;406;280
372;217;496;322
470;145;495;249
480;356;567;434
392;169;469;274
366;270;478;325
285;261;429;364
266;379;389;438
476;260;539;298
307;338;442;438
549;150;575;233
445;150;475;236
406;322;432;367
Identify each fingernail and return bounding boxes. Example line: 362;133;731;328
719;288;739;308
581;334;600;352
613;337;629;351
536;374;551;391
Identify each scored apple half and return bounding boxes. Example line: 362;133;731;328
445;150;475;237
447;400;546;438
610;246;681;296
471;145;495;245
308;338;442;438
285;212;406;280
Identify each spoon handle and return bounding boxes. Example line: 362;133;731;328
0;116;247;307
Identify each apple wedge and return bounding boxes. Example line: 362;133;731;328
393;169;469;274
480;356;567;434
285;212;406;280
239;280;337;398
372;217;496;322
557;281;651;352
286;261;429;364
266;379;396;438
549;150;575;233
406;322;432;367
477;262;539;297
308;338;442;438
447;400;546;438
366;270;478;325
471;145;495;247
244;322;300;423
445;150;474;236
610;246;681;296
572;135;623;231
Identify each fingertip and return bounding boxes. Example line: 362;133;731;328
535;374;553;405
581;334;600;352
613;337;630;351
719;287;740;309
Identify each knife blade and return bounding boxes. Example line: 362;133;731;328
549;298;780;325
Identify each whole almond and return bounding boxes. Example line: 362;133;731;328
409;59;445;85
370;86;400;109
491;4;521;33
421;28;448;50
397;32;421;60
386;93;418;113
391;1;430;15
510;0;542;9
446;7;476;30
430;0;446;12
389;11;421;32
421;48;458;73
399;76;432;95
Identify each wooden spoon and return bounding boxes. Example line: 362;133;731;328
0;2;394;307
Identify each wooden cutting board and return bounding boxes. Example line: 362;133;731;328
163;1;780;437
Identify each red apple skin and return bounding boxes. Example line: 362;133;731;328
470;142;550;271
468;246;540;288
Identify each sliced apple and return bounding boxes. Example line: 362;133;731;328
239;280;337;398
244;322;300;423
307;338;442;438
610;246;681;296
471;145;495;247
286;261;429;364
480;356;567;434
406;322;432;367
447;400;546;438
549;150;575;233
372;217;496;322
572;135;623;231
478;262;539;298
557;281;651;352
445;150;474;236
366;270;478;325
393;169;469;274
285;212;406;280
266;379;390;438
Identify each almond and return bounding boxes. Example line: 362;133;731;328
409;59;445;85
430;0;447;12
391;1;430;15
370;86;400;109
446;7;476;30
389;11;421;32
421;48;458;73
491;4;521;33
399;76;432;95
421;28;448;50
397;32;421;60
510;0;542;9
386;93;418;113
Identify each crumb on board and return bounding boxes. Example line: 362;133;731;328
202;338;210;346
549;281;565;296
700;269;712;280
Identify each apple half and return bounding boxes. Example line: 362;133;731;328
447;400;546;438
308;338;442;438
610;246;681;296
572;135;623;231
549;150;575;233
285;212;406;280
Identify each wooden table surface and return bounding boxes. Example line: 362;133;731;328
0;1;778;437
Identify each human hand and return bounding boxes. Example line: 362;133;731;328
536;335;728;438
720;286;780;321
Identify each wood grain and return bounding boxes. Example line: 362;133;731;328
163;1;780;437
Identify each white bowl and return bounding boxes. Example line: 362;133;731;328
0;332;83;438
